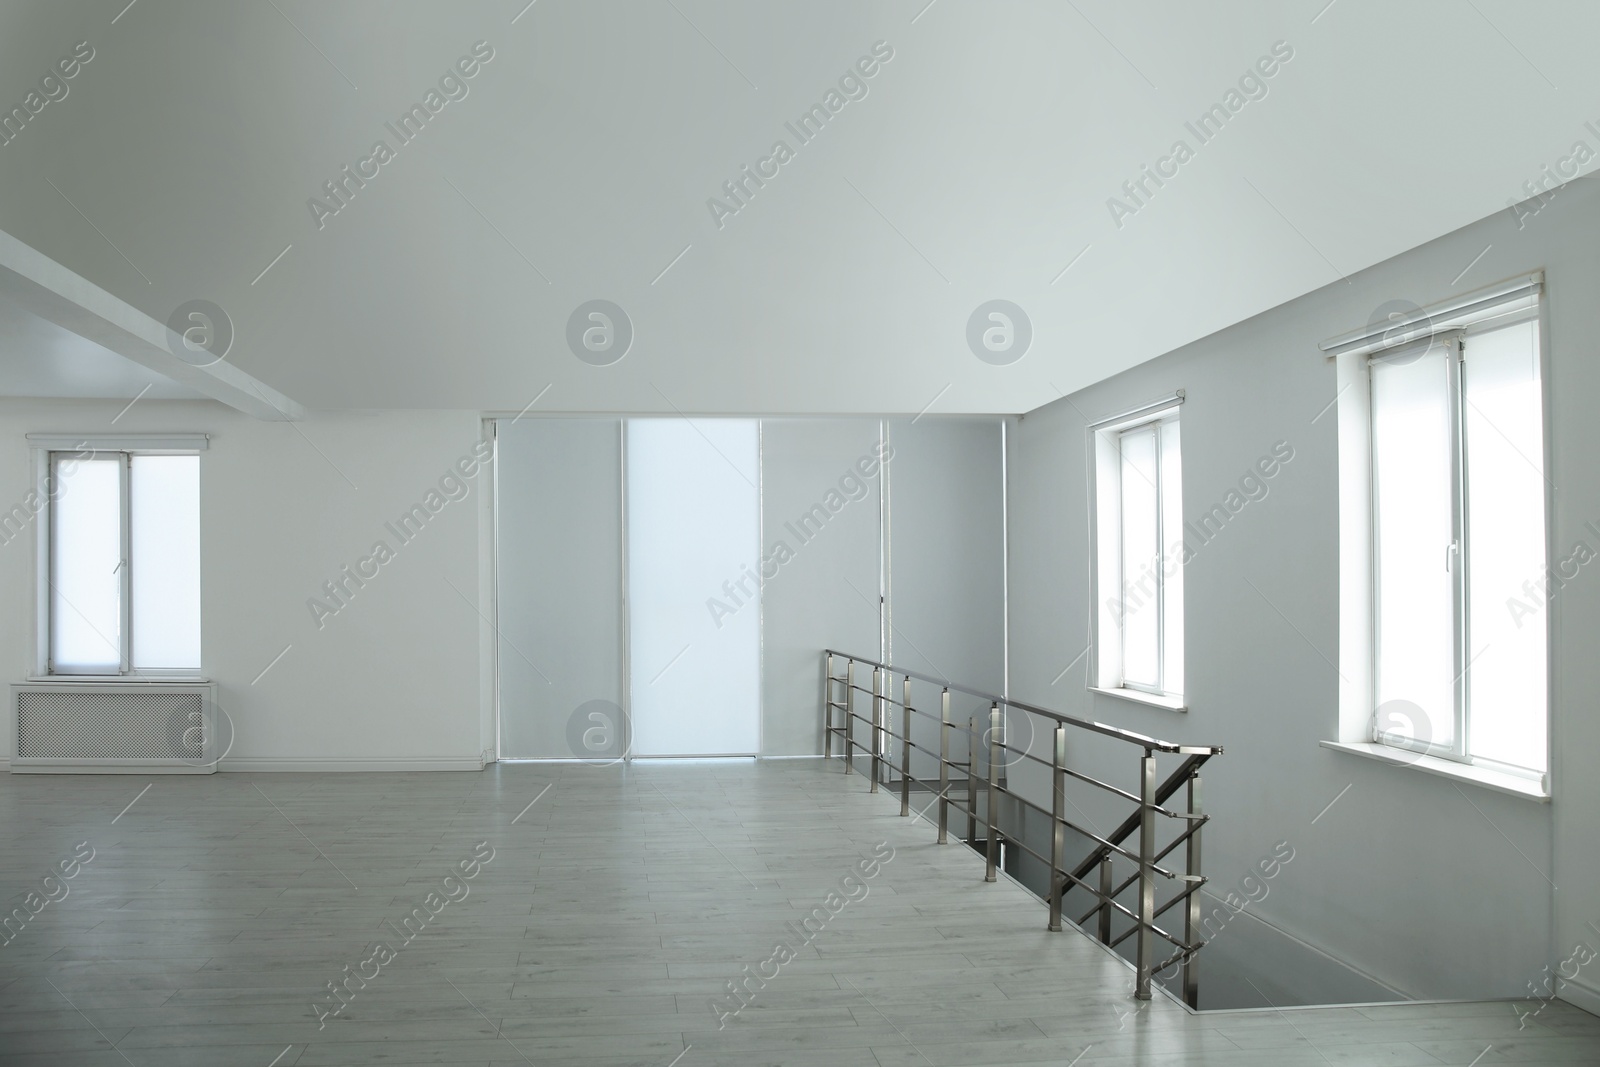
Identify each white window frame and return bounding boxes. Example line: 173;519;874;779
1087;395;1185;711
29;434;208;680
1320;274;1551;800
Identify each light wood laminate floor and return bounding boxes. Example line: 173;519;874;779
0;759;1595;1066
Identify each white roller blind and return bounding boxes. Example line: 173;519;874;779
627;419;761;757
1463;319;1546;771
1370;346;1458;749
50;455;124;673
130;454;202;671
1119;426;1159;689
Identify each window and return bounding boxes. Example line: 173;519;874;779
34;437;203;676
1091;401;1184;706
1369;316;1546;779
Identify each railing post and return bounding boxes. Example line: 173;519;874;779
1135;751;1157;1000
823;653;833;760
965;716;978;846
870;667;882;793
1183;772;1203;1009
937;688;950;844
843;659;855;774
900;675;912;817
985;702;1001;883
1048;724;1066;932
1097;856;1113;944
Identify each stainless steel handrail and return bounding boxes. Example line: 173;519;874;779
825;648;1221;756
821;650;1221;1007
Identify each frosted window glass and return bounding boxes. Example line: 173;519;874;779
1119;426;1159;688
627;419;760;756
1371;348;1457;749
50;456;122;672
1464;320;1546;771
131;455;201;671
1159;421;1184;697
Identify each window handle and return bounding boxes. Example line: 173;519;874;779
1445;541;1458;572
111;559;126;575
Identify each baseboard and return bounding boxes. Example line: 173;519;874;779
217;756;485;772
12;761;215;774
1560;974;1600;1018
2;754;489;773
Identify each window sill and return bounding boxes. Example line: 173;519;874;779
1319;741;1549;802
25;675;210;684
1089;686;1186;713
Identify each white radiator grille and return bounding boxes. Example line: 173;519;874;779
17;690;204;760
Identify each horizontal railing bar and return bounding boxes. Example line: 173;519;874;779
883;735;1171;851
1097;894;1143;931
1107;909;1187;953
1156;817;1206;856
1052;857;1122;906
990;743;1055;771
985;783;1173;877
868;769;1197;970
853;713;1206;800
996;829;1048;868
878;701;1175;800
1060;770;1143;806
1065;753;1212;889
896;777;1133;908
826;652;1221;754
985;783;1057;820
1152;944;1198;976
845;730;1182;863
836;714;976;760
967;742;1186;806
1096;893;1189;952
831;691;1189;808
826;651;1217;1008
1081;824;1208;919
851;713;1203;812
1152;880;1207;921
1084;863;1207;927
976;825;1186;901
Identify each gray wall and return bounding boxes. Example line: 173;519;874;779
759;416;1008;764
1194;903;1403;1010
886;417;1007;782
1005;174;1600;1001
760;419;885;756
886;417;1007;690
495;419;624;759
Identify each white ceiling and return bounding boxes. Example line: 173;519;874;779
0;0;1591;415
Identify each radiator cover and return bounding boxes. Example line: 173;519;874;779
10;682;217;773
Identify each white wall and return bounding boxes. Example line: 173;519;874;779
1006;175;1600;1002
0;399;487;770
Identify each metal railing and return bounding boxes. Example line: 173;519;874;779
822;649;1223;1005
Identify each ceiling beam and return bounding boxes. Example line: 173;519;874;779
0;229;306;421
